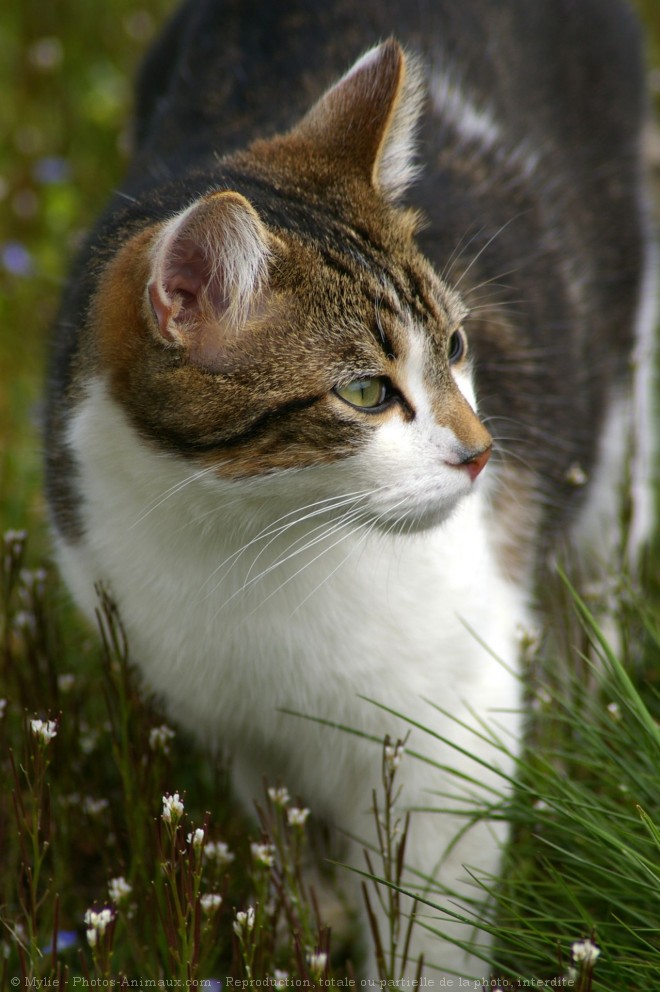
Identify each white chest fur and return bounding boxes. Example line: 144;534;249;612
56;377;529;975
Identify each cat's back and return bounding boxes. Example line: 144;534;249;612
133;0;644;163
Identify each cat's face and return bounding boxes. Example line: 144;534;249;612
90;41;491;535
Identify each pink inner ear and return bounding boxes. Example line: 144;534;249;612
149;236;227;343
164;238;209;314
148;191;269;348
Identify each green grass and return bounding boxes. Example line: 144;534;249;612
1;0;659;987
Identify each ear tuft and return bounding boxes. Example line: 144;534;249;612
293;39;425;202
147;191;270;347
374;47;425;200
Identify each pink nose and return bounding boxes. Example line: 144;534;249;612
462;446;491;481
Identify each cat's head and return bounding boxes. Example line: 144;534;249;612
92;40;491;533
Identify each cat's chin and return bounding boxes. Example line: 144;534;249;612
370;498;465;536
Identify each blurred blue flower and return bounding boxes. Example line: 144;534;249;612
33;156;72;184
41;929;78;952
2;242;34;277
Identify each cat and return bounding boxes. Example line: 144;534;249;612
45;0;656;979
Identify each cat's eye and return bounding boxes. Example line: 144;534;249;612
448;329;467;364
335;377;391;411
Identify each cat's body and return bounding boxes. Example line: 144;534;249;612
45;0;655;978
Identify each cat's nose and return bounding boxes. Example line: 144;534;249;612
461;445;491;481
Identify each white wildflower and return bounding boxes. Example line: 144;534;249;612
268;785;290;806
607;701;622;721
108;876;132;904
565;462;588;486
60;791;81;808
84;907;114;946
187;827;205;851
307;951;327;975
82;796;109;817
149;724;175;753
250;841;275;867
516;623;542;657
384;740;404;772
203;839;234;867
57;673;75;693
533;686;553;710
272;971;289;988
4;528;27;549
200;892;223;915
14;610;36;633
7;921;26;946
233;906;255;936
80;727;100;755
287;806;310;828
572;938;600;966
0;699;6;719
30;718;57;743
162;792;184;823
32;567;47;590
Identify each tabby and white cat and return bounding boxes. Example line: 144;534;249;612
45;0;655;978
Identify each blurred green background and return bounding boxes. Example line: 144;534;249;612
1;0;659;552
0;0;175;547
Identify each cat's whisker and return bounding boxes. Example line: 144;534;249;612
239;511;361;593
202;488;378;596
453;214;527;292
286;515;385;615
218;505;368;602
134;456;296;530
464;291;530;309
486;415;577;453
131;463;222;527
465;302;531;320
299;487;425;607
205;491;376;608
112;189;139;203
214;504;374;619
286;492;417;614
478;346;568;364
241;502;373;594
205;511;356;601
256;494;413;617
440;223;487;284
239;487;408;611
489;446;538;476
287;529;370;614
461;267;520;299
237;489;378;588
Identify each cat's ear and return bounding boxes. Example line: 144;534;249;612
147;190;271;349
294;39;424;201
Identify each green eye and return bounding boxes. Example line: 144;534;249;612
335;377;389;410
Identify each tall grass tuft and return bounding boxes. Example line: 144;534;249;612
370;571;659;990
